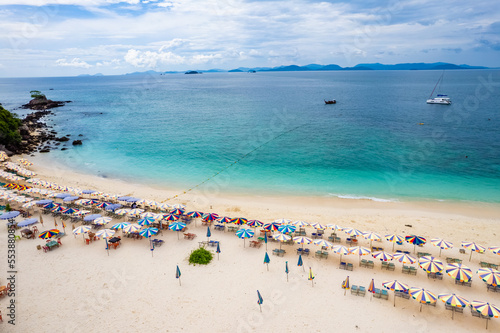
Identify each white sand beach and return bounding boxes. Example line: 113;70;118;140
1;154;500;332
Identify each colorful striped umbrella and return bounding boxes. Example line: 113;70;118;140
292;220;309;228
272;233;291;242
488;246;500;255
139;227;158;238
470;301;500;328
372;250;393;262
236;228;254;247
419;256;444;274
231;217;248;225
393;252;417;264
313;239;333;249
446;263;473;282
332;245;349;261
343;228;364;237
186;211;203;218
409;287;437;312
273;218;291;225
461;241;486;261
326;224;343;231
430;238;453;256
93;217;112;225
38;229;60;239
170;208;185;216
278;224;296;234
477;268;500;286
217;216;232;223
382;280;409;307
128;208;144;216
163;213;180;221
156;203;171;211
202;213;219;222
62;207;79;215
293;236;312;250
137;217;156;226
95;229;115;238
169;221;187;239
263;222;281;231
363;231;381;248
309;222;326;230
368;279;375;297
72;225;91;236
348;246;372;264
342;276;350;295
405;235;427;253
247;219;263;228
438;293;469;308
114;208;131;216
141;212;161;219
111;222;131;230
122;223;141;234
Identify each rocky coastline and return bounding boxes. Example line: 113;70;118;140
1;95;82;156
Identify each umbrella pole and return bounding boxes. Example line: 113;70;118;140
420;303;422;312
259;304;262;312
266;263;269;271
452;308;454;320
106;238;109;256
439;248;442;257
177;231;180;240
392;242;395;251
394;294;396;307
244;239;246;248
469;250;472;262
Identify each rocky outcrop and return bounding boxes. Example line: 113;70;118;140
21;96;71;110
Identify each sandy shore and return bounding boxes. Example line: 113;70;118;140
0;154;499;332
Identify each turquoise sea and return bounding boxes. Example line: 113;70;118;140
1;70;500;203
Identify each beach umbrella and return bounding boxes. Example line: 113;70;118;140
348;246;372;264
74;199;91;206
38;229;60;239
171;204;186;209
73;225;91;238
122;223;141;234
169;221;187;239
382;280;409;307
393;252;417;264
95;228;116;256
308;267;315;287
0;211;20;221
36;199;53;205
0;151;8;161
186;211;203;218
285;261;289;282
17;218;38;227
309;222;326;230
313;239;333;249
293;236;312;250
326;224;343;231
93;217;112;225
263;222;281;232
461;241;486;261
54;193;71;199
170;208;185;216
62;207;79;215
257;290;263;312
272;233;291;250
51;205;66;213
231;217;248;225
128;208;144;216
372;250;393;262
477;268;500;287
409;287;437;312
488;246;500;255
114;208;131;216
176;265;181;286
264;252;270;271
83;214;101;222
419;256;444;274
278;224;296;234
236;228;254;247
446;263;473;282
202;212;219;222
298;254;304;271
156;203;171;211
217;216;231;224
247;219;263;228
206;226;211;241
292;220;309;228
405;235;427;253
470;301;500;329
273;218;291;225
368;279;375;300
438;293;469;319
430;238;453;256
137;217;155;226
342;276;350;295
139;227;158;238
140;212;160;219
362;231;382;248
95;202;111;209
332;245;350;262
163;213;180;221
111;222;131;230
216;241;220;260
22;201;37;209
343;227;364;237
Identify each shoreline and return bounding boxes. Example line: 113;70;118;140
22;152;500;220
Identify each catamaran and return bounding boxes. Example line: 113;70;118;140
427;72;451;105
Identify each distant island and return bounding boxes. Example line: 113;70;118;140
80;62;492;77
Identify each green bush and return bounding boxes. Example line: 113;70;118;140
30;90;46;100
189;247;213;265
5;203;12;212
0;105;22;147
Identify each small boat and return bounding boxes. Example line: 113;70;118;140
427;72;451;105
324;100;336;104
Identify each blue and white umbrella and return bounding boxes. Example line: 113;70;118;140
139;227;158;238
83;214;102;222
278;224;296;234
169;221;187;239
138;217;155;226
63;196;80;202
0;211;20;220
17;218;39;227
236;228;254;247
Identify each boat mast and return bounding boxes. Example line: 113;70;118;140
429;71;444;99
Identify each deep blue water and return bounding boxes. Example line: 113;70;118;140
1;70;500;202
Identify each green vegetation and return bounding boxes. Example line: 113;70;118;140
188;247;213;265
30;90;46;100
5;203;12;212
0;104;22;147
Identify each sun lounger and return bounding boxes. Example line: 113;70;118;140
373;288;381;298
351;285;359;295
358;286;366;296
303;248;310;256
402;266;410;274
381;289;389;300
459;249;466;254
346;263;353;271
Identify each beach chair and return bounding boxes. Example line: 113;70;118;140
303;248;310;256
315;250;323;258
373;288;381;298
358;286;366;296
347;263;354;271
381;290;389;300
480;262;489;267
42;246;49;252
459;249;466;254
388;263;395;271
351;285;359;295
296;248;303;255
470;307;481;317
402;266;410;274
367;260;374;269
339;262;347;270
334;237;341;243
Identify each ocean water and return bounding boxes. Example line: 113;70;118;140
1;70;500;203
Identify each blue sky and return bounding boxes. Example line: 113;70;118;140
0;0;499;77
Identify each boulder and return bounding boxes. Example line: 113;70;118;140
72;140;82;146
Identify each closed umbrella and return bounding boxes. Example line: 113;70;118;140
342;276;350;295
298;254;304;271
264;252;270;271
257;290;263;312
308;267;315;287
206;226;211;241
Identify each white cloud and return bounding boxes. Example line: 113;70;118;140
124;48;185;67
56;57;92;68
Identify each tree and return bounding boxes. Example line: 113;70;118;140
30;90;46;100
0;105;22;147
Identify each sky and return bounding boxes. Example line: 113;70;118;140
0;0;499;77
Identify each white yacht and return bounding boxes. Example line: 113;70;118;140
427;94;451;104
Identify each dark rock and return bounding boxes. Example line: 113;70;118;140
78;134;83;136
55;136;70;142
65;134;71;137
72;140;82;145
61;148;68;151
39;148;50;153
